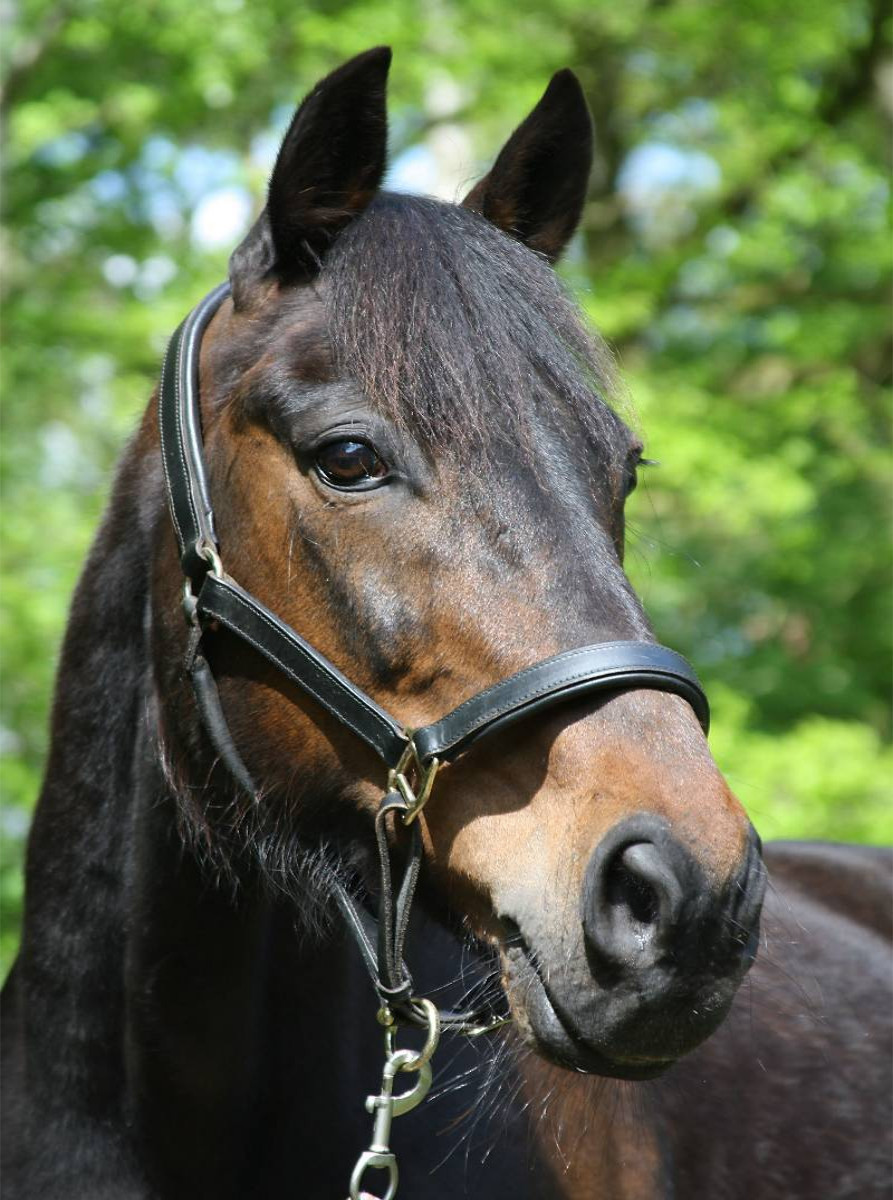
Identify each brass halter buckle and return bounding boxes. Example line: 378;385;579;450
387;732;440;825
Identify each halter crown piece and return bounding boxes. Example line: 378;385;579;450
158;285;711;1199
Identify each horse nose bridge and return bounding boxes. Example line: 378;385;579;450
529;692;754;884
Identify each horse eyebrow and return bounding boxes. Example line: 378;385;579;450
239;361;374;447
282;320;336;385
226;311;343;427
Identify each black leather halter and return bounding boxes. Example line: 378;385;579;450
158;283;710;1031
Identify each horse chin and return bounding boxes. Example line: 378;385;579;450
499;939;728;1082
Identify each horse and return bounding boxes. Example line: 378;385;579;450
2;47;890;1200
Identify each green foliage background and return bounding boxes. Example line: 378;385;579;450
2;0;891;975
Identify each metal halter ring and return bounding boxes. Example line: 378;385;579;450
389;998;441;1070
196;538;224;578
182;540;224;627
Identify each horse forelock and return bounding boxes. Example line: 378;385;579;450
210;191;636;511
321;192;631;466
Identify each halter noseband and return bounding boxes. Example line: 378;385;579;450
158;283;710;1029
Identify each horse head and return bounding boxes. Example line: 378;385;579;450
152;48;765;1081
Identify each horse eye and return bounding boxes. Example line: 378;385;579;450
315;440;388;488
623;449;655;498
622;454;640;498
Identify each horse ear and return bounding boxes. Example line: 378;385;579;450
229;47;390;304
462;69;592;263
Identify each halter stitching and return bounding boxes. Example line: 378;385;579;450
427;647;690;741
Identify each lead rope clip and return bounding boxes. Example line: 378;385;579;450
347;1000;440;1200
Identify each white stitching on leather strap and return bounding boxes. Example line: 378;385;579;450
431;643;687;727
174;316;200;540
158;337;186;553
433;661;696;752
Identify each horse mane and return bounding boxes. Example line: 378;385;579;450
324;192;630;464
6;418;161;1189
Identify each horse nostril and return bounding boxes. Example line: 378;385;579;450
619;842;686;927
605;851;660;927
583;824;692;972
583;818;767;989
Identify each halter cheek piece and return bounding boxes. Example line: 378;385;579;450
159;283;710;1033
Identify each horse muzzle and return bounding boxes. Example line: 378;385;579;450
499;817;766;1078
